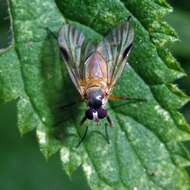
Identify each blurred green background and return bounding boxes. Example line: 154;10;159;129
0;0;189;190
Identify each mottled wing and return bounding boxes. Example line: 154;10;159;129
58;24;94;96
97;20;134;93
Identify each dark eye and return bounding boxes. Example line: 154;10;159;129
85;109;95;120
97;108;107;119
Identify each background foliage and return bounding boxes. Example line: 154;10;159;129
0;0;190;190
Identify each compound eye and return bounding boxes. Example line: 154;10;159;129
85;109;95;120
97;108;107;119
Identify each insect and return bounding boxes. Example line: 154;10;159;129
58;18;141;146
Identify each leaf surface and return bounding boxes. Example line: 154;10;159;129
0;0;190;189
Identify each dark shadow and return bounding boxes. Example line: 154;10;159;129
0;0;12;49
179;101;190;124
39;31;83;143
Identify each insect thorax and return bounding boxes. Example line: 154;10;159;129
85;87;107;108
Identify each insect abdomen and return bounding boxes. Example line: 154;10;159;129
85;52;107;81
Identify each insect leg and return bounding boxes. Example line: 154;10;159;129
76;126;88;148
76;116;88;147
109;95;147;102
102;115;112;144
106;115;113;128
104;123;110;144
80;116;88;127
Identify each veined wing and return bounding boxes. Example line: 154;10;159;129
58;24;94;96
97;20;134;94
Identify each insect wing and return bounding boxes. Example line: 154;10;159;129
97;20;134;93
58;24;94;96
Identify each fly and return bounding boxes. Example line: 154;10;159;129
58;17;144;146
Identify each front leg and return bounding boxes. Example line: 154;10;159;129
104;115;112;144
106;115;112;128
76;116;88;148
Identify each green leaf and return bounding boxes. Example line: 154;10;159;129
0;0;190;189
166;9;190;57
